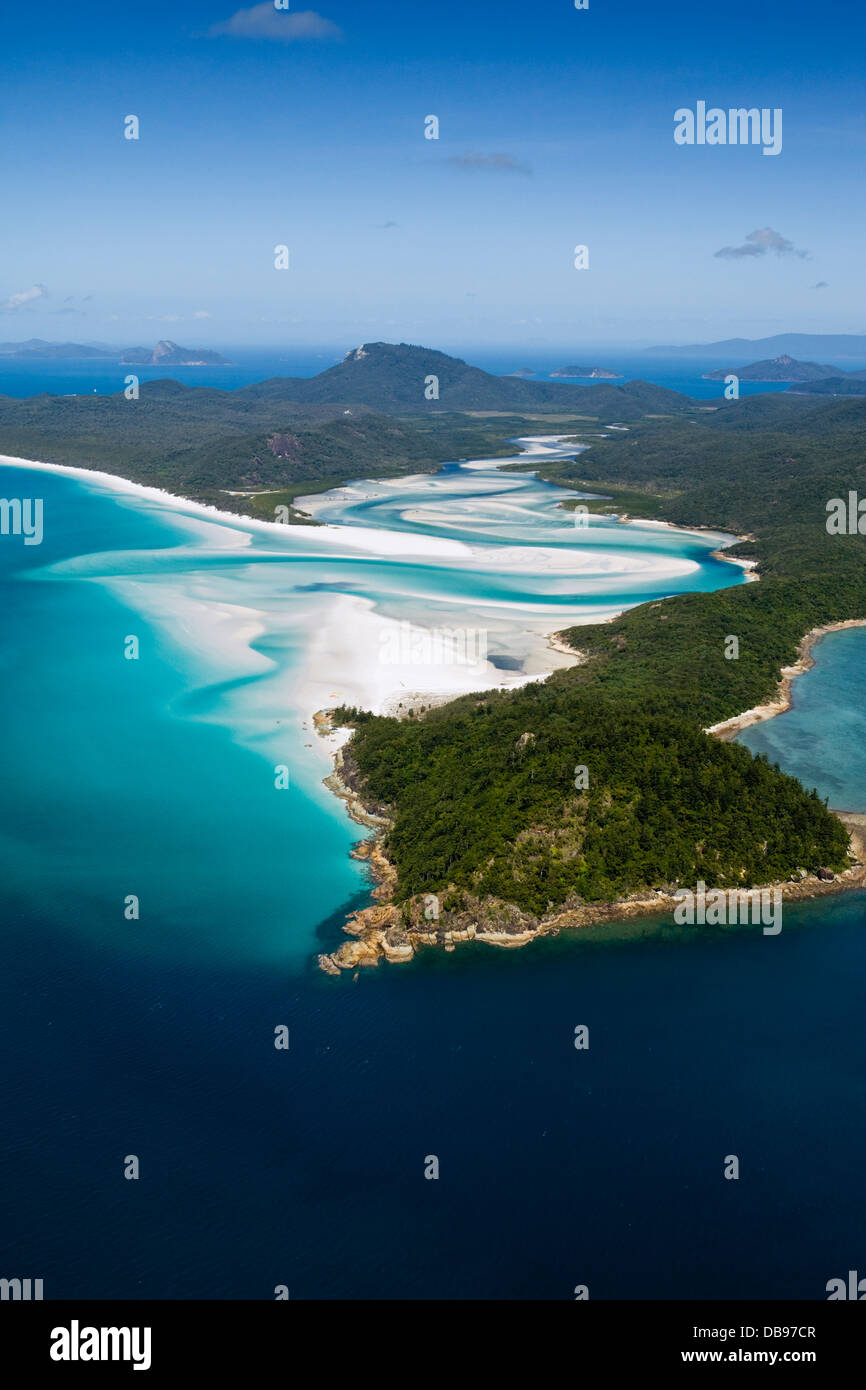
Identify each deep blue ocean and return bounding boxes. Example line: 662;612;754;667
4;346;864;401
1;388;865;1300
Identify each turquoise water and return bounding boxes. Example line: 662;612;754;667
0;442;744;967
2;443;864;1300
738;626;866;813
0;469;364;969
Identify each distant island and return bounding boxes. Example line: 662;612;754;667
120;340;232;366
0;338;232;366
550;365;622;379
506;368;536;378
703;354;840;382
699;353;866;397
0;339;116;360
647;332;866;359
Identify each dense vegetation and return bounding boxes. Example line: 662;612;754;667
544;394;866;726
338;385;866;912
335;688;849;914
795;376;866;395
0;385;524;516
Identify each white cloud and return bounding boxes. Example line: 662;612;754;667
3;284;47;311
209;6;341;42
714;227;809;260
193;310;211;319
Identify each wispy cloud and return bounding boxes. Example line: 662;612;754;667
209;6;341;41
714;227;809;260
54;294;91;316
3;284;47;311
193;310;211;319
446;152;533;176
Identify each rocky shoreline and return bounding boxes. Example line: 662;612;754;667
315;710;866;976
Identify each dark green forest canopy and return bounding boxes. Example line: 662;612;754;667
335;689;850;914
339;392;866;910
542;394;866;724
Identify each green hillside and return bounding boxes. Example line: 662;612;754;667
237;342;690;415
339;388;866;916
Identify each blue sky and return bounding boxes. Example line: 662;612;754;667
1;0;863;349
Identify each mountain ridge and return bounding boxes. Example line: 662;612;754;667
703;354;842;382
233;342;688;415
647;333;866;359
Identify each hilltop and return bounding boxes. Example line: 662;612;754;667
703;354;840;382
699;353;866;395
234;342;688;415
120;340;231;366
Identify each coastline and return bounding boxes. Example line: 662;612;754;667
546;631;587;659
1;445;734;729
705;619;866;740
709;547;759;580
317;734;866;974
0;450;475;562
11;446;858;976
319;614;866;975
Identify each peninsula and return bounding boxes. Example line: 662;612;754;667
1;341;864;978
305;356;866;971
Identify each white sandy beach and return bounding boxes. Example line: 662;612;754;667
0;443;751;773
